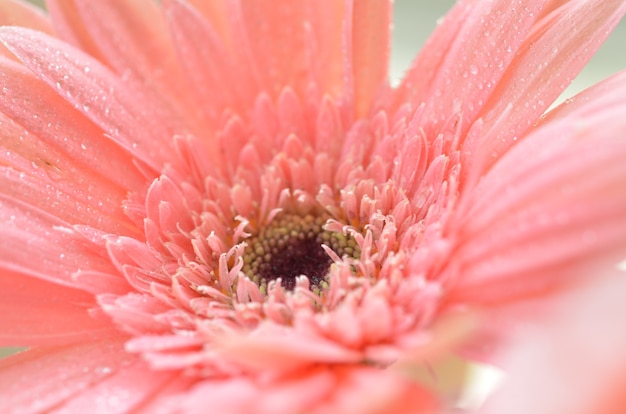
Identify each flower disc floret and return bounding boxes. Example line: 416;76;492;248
241;212;360;291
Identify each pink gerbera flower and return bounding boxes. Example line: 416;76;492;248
1;0;626;412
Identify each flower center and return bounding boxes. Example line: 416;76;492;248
242;213;359;291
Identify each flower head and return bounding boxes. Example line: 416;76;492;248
1;0;626;412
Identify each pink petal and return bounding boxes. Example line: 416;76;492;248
312;366;439;414
56;357;179;413
69;0;174;82
359;288;394;344
392;0;475;111
320;295;363;348
305;2;348;101
166;0;264;115
159;376;260;414
446;101;626;304
212;324;363;373
0;54;146;191
473;0;626;177
234;0;313;98
45;0;107;61
0;269;117;346
0;126;138;236
163;370;335;414
182;0;231;43
349;0;391;117
97;293;173;335
0;339;143;413
0;27;176;172
0;0;53;38
0;104;140;236
163;366;439;414
0;0;52;32
105;236;170;292
395;0;626;184
483;270;626;414
0;0;53;59
0;197;122;292
251;368;336;414
125;333;203;354
144;174;198;242
70;0;199;126
394;0;545;126
165;0;241;123
541;69;626;123
121;372;198;414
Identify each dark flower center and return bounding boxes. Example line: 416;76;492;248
242;213;359;291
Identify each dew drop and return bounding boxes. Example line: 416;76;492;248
95;366;112;375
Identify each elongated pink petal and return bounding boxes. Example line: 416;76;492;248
0;339;133;412
0;27;177;172
473;0;626;177
0;166;137;237
312;365;440;414
71;0;176;85
0;83;142;236
393;0;545;125
0;0;53;58
349;0;391;118
483;271;626;414
165;0;240;122
183;0;231;44
306;2;347;101
235;0;313;98
55;358;179;413
392;0;474;111
45;0;107;61
0;196;121;292
396;0;626;185
163;365;439;414
0;105;139;235
118;372;198;414
0;0;52;34
71;0;199;128
445;102;626;304
541;69;626;123
0;270;117;346
0;55;146;192
0;340;181;413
